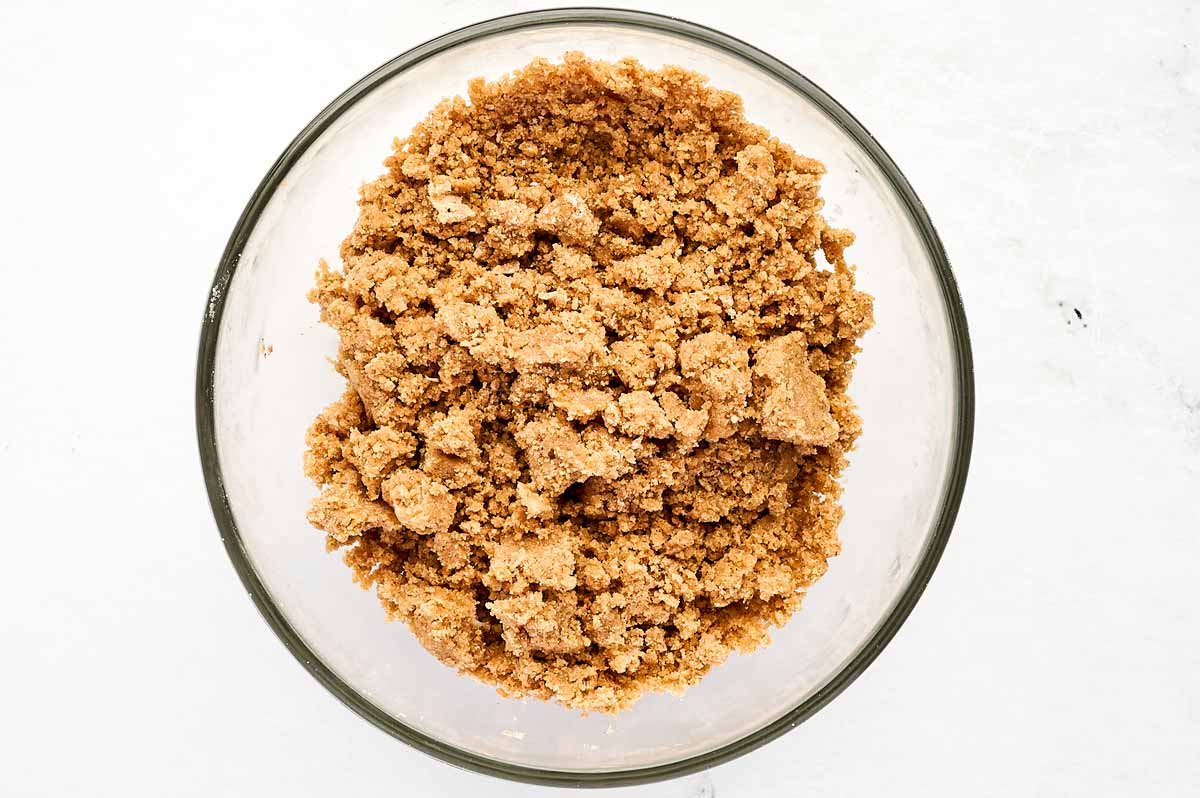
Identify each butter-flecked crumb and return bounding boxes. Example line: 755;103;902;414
304;53;873;713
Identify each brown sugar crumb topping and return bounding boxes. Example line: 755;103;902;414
303;53;874;713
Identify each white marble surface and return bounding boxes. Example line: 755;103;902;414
2;0;1198;795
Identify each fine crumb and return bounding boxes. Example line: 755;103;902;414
304;53;874;713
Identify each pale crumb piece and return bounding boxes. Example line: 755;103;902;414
609;339;669;390
487;534;578;592
536;192;600;246
485;199;537;258
511;318;606;370
514;414;637;496
303;53;874;714
754;331;839;446
400;153;431;179
706;144;778;219
421;447;479;490
659;391;708;451
423;407;479;459
428;175;476;224
679;332;752;442
430;529;471;570
607;391;673;438
345;252;428;315
381;469;457;535
549;387;613;421
516;482;556;520
435;301;511;367
489;591;590;656
307;481;402;544
343;427;415;498
609;251;677;295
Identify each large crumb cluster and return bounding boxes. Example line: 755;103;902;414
304;53;874;713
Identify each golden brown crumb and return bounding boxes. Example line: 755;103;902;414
304;53;874;713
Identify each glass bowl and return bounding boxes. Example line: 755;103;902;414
196;8;973;788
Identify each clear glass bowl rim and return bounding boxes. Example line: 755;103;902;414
195;6;975;788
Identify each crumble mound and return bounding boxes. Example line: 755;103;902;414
303;53;874;713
